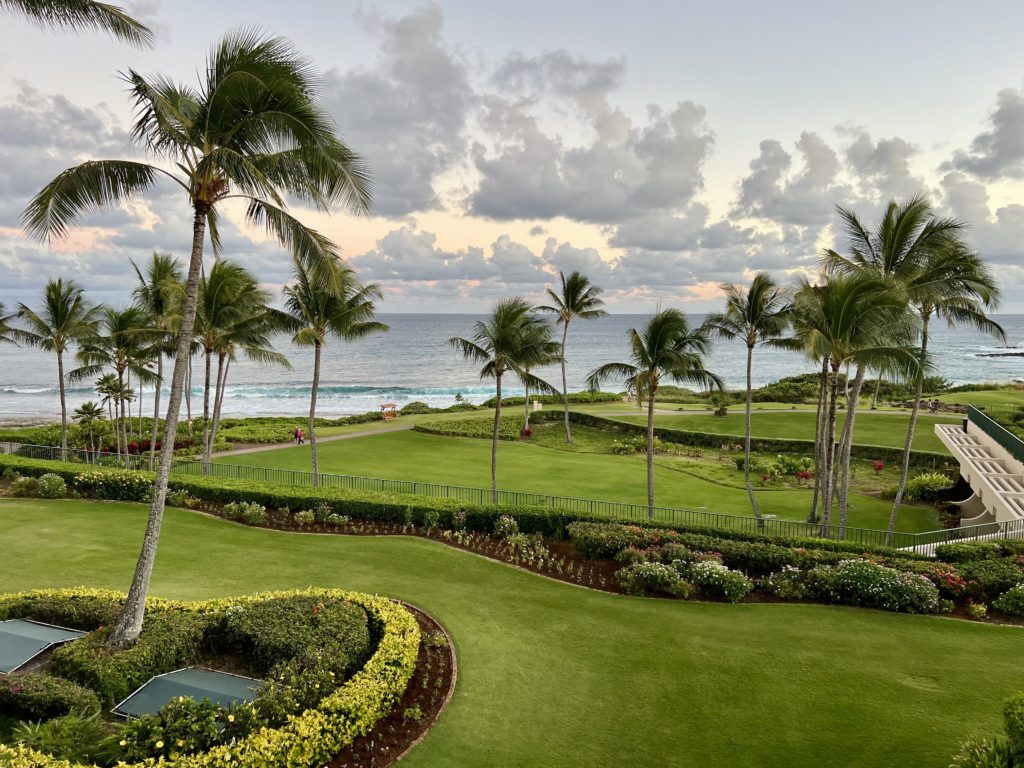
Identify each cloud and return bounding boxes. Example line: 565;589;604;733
321;4;473;217
841;128;922;200
949;83;1024;179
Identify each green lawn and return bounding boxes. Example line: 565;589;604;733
0;498;1020;768
935;389;1024;408
214;428;940;532
607;410;958;453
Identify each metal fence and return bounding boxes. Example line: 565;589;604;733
1;440;1019;551
968;405;1024;463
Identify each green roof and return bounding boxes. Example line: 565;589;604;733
114;667;263;718
0;619;85;674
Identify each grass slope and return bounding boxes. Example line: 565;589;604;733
0;498;1021;768
213;429;938;532
606;410;959;453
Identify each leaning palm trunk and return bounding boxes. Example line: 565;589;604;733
309;342;322;486
523;377;531;433
491;373;502;503
837;365;867;537
201;350;212;468
108;206;208;648
743;343;762;526
560;322;571;443
56;350;68;456
819;362;840;534
808;358;827;524
149;354;162;470
871;375;882;410
646;383;657;517
185;355;192;431
886;314;930;544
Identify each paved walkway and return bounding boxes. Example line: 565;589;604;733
217;423;415;457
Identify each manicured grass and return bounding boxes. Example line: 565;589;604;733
215;428;939;532
1;498;1021;768
935;389;1024;407
608;410;959;453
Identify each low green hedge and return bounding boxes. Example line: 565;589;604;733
0;588;420;768
414;414;523;440
0;673;101;721
0;453;928;560
480;391;623;408
534;410;949;466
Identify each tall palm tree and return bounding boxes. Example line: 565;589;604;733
516;321;562;435
2;0;153;46
73;400;105;455
95;372;118;440
282;257;387;485
790;274;919;534
449;298;554;501
0;302;17;346
822;196;1002;541
23;31;372;647
132;252;184;469
15;278;99;452
72;306;156;458
539;271;607;443
587;309;722;516
703;273;790;526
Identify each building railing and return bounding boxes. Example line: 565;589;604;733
968;405;1024;464
3;440;1022;551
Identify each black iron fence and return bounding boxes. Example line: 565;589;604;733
1;440;1021;551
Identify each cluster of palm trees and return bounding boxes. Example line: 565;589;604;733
458;197;1000;532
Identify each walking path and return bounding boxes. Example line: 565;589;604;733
217;423;415;457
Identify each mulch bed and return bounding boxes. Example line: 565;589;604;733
330;603;456;768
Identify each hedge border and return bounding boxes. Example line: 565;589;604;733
0;588;420;768
533;410;949;467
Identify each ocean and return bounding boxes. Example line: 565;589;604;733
1;313;1022;421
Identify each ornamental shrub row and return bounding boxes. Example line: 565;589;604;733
0;453;929;561
0;588;420;768
414;414;524;440
533;410;948;467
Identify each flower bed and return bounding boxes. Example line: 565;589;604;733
0;588;419;768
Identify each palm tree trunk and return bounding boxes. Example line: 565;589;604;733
56;350;68;456
887;312;930;544
646;381;657;517
185;354;192;431
201;349;212;468
118;370;127;462
871;375;881;410
204;352;226;464
837;365;867;537
207;354;229;463
309;342;322;486
819;360;840;535
523;377;530;433
560;321;571;443
107;204;208;649
150;354;162;471
491;372;502;503
808;358;827;524
743;343;762;526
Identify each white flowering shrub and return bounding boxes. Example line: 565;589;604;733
804;559;941;613
682;560;753;603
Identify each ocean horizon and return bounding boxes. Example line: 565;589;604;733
1;312;1022;422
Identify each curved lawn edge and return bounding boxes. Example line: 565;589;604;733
0;587;420;768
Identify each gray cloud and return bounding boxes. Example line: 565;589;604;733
321;4;473;217
841;128;922;200
950;83;1024;179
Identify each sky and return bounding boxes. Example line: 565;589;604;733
1;0;1023;312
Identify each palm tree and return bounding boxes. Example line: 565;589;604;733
703;273;790;526
15;278;99;452
95;372;118;437
822;196;1002;541
132;252;184;469
587;309;722;516
22;31;372;646
790;274;919;534
73;400;105;456
517;322;562;435
449;298;554;501
2;0;153;46
0;303;17;346
282;257;387;484
539;271;607;443
72;306;157;459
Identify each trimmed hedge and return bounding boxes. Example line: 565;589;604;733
0;588;420;768
0;453;929;561
534;410;949;467
0;673;101;721
414;414;523;441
